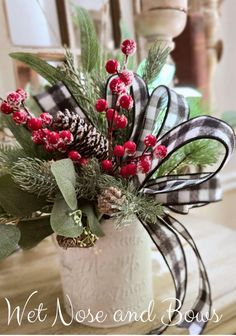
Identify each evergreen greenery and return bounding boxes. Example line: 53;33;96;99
142;42;170;85
11;158;58;198
155;139;224;177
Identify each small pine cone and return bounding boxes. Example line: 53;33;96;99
57;228;98;249
97;187;125;215
53;109;108;160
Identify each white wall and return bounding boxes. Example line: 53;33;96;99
214;0;236;115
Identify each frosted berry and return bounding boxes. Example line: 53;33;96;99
12;110;28;125
95;98;108;112
120;165;128;178
27;117;43;131
138;156;152;174
121;39;136;56
119;70;134;86
32;130;45;145
115;115;128;129
7;91;22;108
124;141;136;155
101;160;113;172
119;94;133;109
109;77;126;94
79;158;89;165
47;131;60;145
114;145;125;157
105;59;119;74
59;130;73;144
106;109;118;122
16;88;27;101
126;163;137;176
40;112;53;126
44;143;55;152
0;101;13;114
68;150;81;161
144;134;157;147
56;142;67;153
154;145;167;159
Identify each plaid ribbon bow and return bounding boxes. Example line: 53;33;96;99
35;75;235;335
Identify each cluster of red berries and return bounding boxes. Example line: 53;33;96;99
0;89;88;165
95;39;137;131
101;134;167;177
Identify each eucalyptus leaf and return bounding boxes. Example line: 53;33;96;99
50;198;83;238
76;6;100;72
18;216;53;249
51;159;77;210
80;202;104;237
0;224;20;260
0;175;47;216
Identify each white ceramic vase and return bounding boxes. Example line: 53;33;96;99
56;217;153;328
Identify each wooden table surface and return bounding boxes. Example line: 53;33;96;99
0;214;236;335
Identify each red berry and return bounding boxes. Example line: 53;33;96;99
56;142;67;153
68;150;81;161
7;91;22;108
59;130;73;144
106;109;118;122
105;59;119;74
79;158;89;165
126;163;137;176
114;145;125;157
12;110;28;125
0;101;13;114
44;143;55;152
154;145;167;159
40;112;53;126
47;131;60;145
138;156;152;173
32;130;45;145
101;160;113;172
16;88;27;101
124;141;136;155
115;115;128;129
144;134;157;147
109;77;126;94
119;94;133;109
119;70;134;86
27;117;43;131
120;165;128;178
95;98;108;112
121;39;136;56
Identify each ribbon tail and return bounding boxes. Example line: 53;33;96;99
163;214;212;335
138;216;187;334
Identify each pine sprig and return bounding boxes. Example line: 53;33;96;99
60;50;107;134
111;182;163;227
11;158;58;199
142;42;170;85
76;159;102;200
156;139;224;177
0;144;27;173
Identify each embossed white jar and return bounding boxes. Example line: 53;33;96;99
56;217;153;328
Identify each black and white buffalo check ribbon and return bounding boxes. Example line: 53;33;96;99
35;76;235;335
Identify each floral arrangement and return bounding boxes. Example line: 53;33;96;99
0;7;235;335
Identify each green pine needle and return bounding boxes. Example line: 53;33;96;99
142;42;170;85
156;139;224;177
11;158;58;199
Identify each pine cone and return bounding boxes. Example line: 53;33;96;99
97;187;125;215
53;109;108;160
